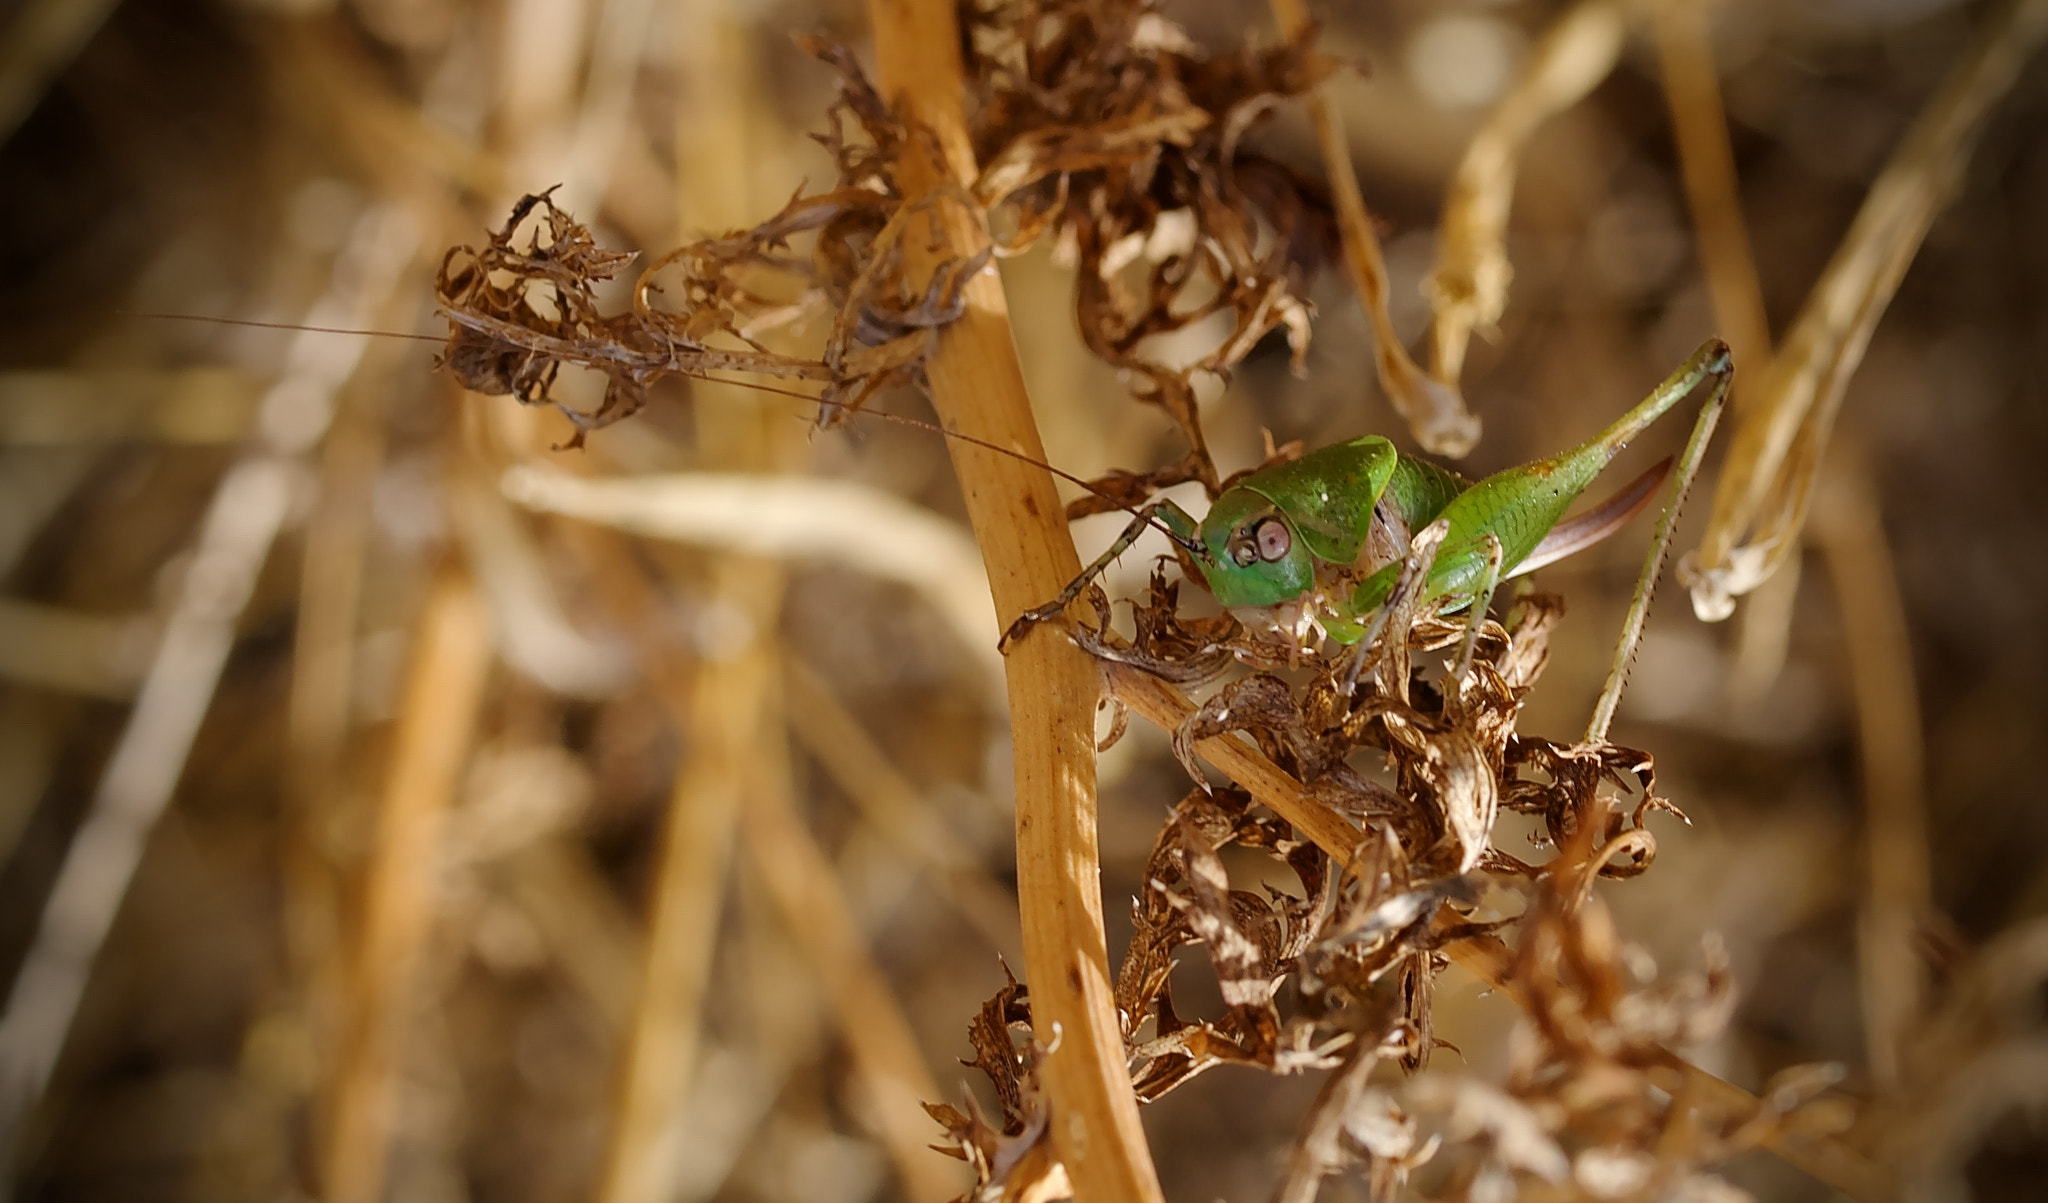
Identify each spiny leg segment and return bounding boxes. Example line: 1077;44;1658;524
1585;343;1733;743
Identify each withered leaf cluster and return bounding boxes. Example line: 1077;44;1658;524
437;0;1344;483
437;40;992;445
965;0;1341;512
943;575;1851;1200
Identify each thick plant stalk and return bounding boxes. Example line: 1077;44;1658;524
865;3;1165;1200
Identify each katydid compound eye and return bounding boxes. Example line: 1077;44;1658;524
1253;517;1291;562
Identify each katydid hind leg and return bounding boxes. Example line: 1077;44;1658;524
1584;349;1733;743
1418;339;1733;601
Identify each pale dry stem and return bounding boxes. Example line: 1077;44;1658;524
1268;0;1480;457
868;2;1166;1199
500;465;1003;698
783;658;1024;964
324;572;493;1203
1815;449;1932;1093
0;206;419;1163
1426;0;1625;387
600;23;825;1191
1653;0;1772;384
740;661;963;1203
1683;0;2048;621
594;556;781;1203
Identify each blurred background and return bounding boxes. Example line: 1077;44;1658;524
0;0;2043;1200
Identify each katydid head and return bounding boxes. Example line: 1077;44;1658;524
1194;488;1316;609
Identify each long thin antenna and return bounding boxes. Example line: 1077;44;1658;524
119;311;446;343
127;311;1208;554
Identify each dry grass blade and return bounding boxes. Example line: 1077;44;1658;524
1652;0;1771;381
501;465;1001;694
1427;0;1625;388
323;572;492;1203
0;206;417;1158
740;671;961;1203
1815;450;1931;1092
1683;0;2048;620
868;2;1165;1199
1268;0;1479;457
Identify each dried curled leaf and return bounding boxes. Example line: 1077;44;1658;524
436;42;999;445
964;0;1342;504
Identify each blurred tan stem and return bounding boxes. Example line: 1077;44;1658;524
784;659;1023;962
1268;0;1479;456
1653;0;1771;383
324;571;493;1203
1815;452;1931;1092
741;662;960;1202
596;559;782;1203
0;0;120;145
598;10;806;1199
1100;659;1898;1203
1684;0;2048;621
1655;0;1791;696
1427;0;1625;387
866;3;1166;1199
0;207;415;1161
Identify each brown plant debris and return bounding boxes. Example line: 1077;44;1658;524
435;43;988;447
934;559;1852;1199
964;0;1341;508
438;4;1347;477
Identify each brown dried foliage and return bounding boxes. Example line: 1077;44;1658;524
963;0;1339;509
431;9;1862;1198
943;565;1857;1200
438;2;1340;502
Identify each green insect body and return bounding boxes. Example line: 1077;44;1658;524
1007;340;1733;654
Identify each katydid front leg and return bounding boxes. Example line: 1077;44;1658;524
998;499;1203;651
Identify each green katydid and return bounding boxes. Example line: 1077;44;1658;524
150;307;1727;734
1004;339;1732;739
